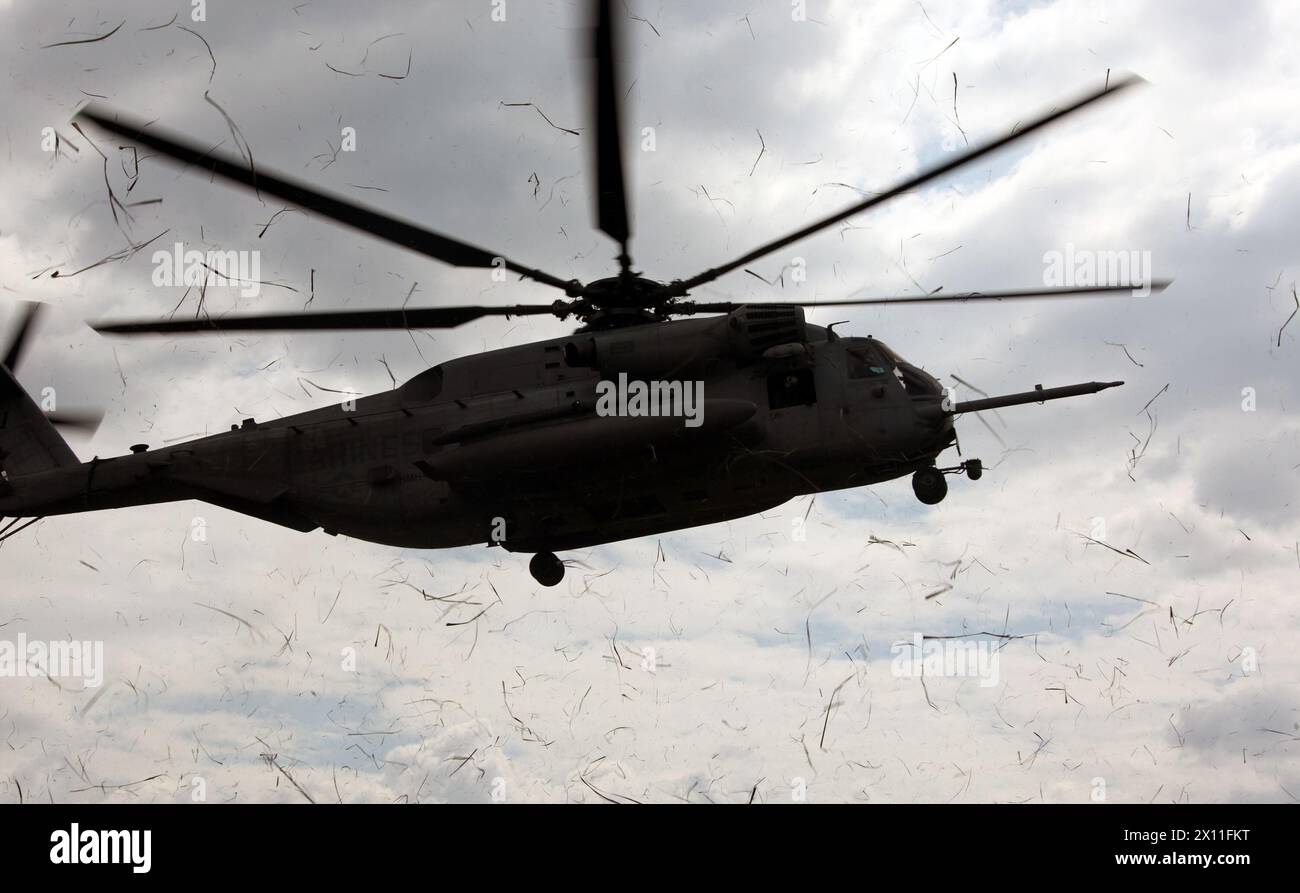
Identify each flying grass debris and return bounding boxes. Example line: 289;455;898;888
41;20;125;49
499;101;579;137
1279;284;1298;346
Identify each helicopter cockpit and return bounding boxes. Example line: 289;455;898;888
846;342;891;379
850;339;944;398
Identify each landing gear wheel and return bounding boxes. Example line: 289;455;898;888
965;458;983;481
912;467;948;505
529;551;565;587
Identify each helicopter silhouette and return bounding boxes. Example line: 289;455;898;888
0;1;1165;586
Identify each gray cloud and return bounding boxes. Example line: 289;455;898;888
0;0;1297;803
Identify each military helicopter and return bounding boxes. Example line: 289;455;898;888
0;2;1164;586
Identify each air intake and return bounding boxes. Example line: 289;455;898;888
726;304;806;362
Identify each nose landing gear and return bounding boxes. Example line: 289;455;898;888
529;551;565;587
912;467;948;504
912;459;983;504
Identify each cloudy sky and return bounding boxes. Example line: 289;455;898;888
1;0;1297;803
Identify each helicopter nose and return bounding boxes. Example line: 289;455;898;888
898;362;950;429
895;361;944;397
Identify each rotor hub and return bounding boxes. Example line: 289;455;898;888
581;275;668;309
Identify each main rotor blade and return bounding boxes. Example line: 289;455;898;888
589;0;633;272
48;409;104;434
669;74;1145;296
2;302;44;371
75;104;580;295
91;303;574;335
681;281;1171;314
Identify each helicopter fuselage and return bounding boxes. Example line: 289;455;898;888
0;308;956;554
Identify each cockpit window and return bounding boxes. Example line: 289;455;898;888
847;347;889;379
871;340;903;365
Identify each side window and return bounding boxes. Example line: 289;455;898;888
847;347;888;379
767;368;817;409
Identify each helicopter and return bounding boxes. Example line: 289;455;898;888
0;1;1165;586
